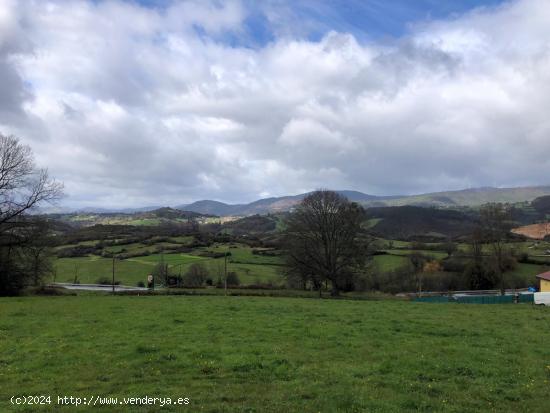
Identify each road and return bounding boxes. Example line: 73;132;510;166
48;283;150;292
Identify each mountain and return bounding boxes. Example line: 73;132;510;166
367;206;478;241
177;190;386;216
179;200;243;216
382;186;550;208
178;186;550;216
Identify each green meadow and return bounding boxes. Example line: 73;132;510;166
51;238;550;290
1;296;549;412
53;244;285;287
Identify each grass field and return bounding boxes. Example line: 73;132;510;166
1;296;549;412
53;244;286;287
50;236;550;291
373;254;409;272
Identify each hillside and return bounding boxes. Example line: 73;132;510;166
49;207;217;227
382;186;550;208
511;223;550;240
367;206;478;241
179;186;550;216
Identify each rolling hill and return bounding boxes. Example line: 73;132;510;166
49;207;215;227
179;186;550;216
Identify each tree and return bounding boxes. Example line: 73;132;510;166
409;252;428;294
183;263;208;287
226;271;240;287
0;134;62;231
283;190;368;296
479;203;512;295
152;262;168;284
463;226;493;290
443;239;457;257
0;134;62;295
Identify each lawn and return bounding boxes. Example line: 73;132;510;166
373;254;409;272
0;296;549;412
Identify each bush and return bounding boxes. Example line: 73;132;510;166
441;258;467;273
374;265;416;294
57;245;100;258
198;251;230;259
226;272;240;287
95;277;120;286
166;275;183;287
183;263;208;287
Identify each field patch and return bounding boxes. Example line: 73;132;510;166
0;297;549;412
512;223;550;240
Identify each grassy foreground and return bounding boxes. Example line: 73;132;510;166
1;296;549;412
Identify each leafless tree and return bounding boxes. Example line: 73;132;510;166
479;203;512;295
0;133;63;295
0;134;63;231
283;190;369;296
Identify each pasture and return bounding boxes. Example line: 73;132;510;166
1;296;549;412
53;243;286;287
50;236;550;290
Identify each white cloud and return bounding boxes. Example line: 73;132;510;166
0;0;550;207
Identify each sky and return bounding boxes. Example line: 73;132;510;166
1;0;550;208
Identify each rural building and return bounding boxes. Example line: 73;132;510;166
535;271;550;292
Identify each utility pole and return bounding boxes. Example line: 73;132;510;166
224;251;228;296
112;255;115;294
160;250;166;287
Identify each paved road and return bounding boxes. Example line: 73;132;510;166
48;283;150;292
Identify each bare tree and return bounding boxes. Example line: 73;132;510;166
0;133;63;295
283;190;368;296
0;134;62;231
479;203;512;295
183;263;208;287
463;226;489;290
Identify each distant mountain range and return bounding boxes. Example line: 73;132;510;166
44;185;550;217
175;190;393;216
177;186;550;216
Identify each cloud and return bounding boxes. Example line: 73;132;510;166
1;0;550;207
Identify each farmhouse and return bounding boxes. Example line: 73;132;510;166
535;271;550;292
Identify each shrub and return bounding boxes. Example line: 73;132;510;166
57;245;100;258
95;277;120;285
441;258;467;273
226;272;240;287
183;263;208;287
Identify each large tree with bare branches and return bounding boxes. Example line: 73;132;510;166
0;133;63;295
283;190;368;296
0;134;62;229
479;203;513;295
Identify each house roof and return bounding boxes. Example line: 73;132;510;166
536;271;550;281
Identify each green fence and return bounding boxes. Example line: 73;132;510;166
454;295;514;304
518;293;534;303
414;296;453;303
